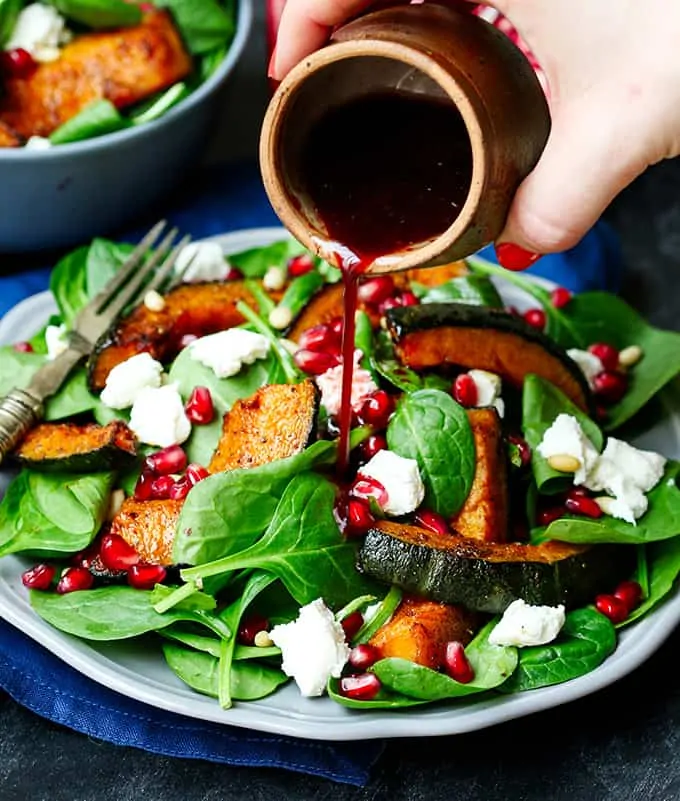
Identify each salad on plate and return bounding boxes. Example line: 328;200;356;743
1;233;680;713
0;0;238;147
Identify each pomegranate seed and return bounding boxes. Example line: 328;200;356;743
150;475;175;500
297;323;341;354
100;533;140;571
537;505;566;526
588;342;619;372
12;341;33;353
346;498;376;537
179;333;198;349
224;266;244;281
186;463;210;485
22;563;56;591
145;444;187;476
567;486;589;499
565;495;603;518
349;644;381;671
414;509;450;535
329;317;344;338
185;386;214;424
134;470;154;501
341;610;364;641
237;614;270;646
357;390;394;428
351;475;388;507
57;567;94;594
523;308;546;330
340;673;382;701
0;48;37;79
453;374;478;407
294;348;340;375
614;580;643;611
550;287;572;308
139;1;155;11
358;276;395;306
357;434;387;462
595;594;628;624
508;434;532;467
443;641;475;683
592;370;628;404
378;297;401;314
169;476;192;500
399;290;419;307
287;254;315;277
128;563;166;590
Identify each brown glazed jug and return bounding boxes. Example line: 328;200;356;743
259;3;551;274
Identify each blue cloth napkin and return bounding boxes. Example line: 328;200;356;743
0;162;623;784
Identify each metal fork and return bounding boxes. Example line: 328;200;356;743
0;221;191;466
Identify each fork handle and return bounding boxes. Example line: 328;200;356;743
0;389;44;466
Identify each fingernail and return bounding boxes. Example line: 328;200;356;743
494;243;541;271
267;46;278;80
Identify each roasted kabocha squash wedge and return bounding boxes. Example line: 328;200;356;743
88;281;260;392
356;521;634;614
209;380;320;473
385;303;591;410
451;408;509;543
109;497;183;567
13;421;137;472
368;595;478;669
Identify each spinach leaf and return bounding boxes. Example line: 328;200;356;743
85;238;136;298
48;0;142;28
540;461;680;545
371;619;517;701
181;473;377;608
162;644;287;700
387;389;475;517
353;310;380;384
0;0;22;47
522;374;603;494
130;83;189;126
415;275;504;308
30;586;232;641
228;240;309;279
235;301;302;384
173;431;368;566
353;586;402;644
161;628;281;661
371;331;449;394
167;345;279;465
0;470;114;558
49;100;130;145
622;537;680;625
275;271;325;320
150;583;217;614
157;0;235;54
498;608;615;693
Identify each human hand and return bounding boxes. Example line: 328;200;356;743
269;0;680;269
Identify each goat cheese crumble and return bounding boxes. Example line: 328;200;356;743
536;413;599;485
189;329;270;378
315;350;377;418
468;369;505;417
7;3;71;62
269;599;350;697
100;352;164;410
129;383;191;447
488;599;566;647
359;449;425;516
567;348;604;389
175;242;229;283
44;323;68;360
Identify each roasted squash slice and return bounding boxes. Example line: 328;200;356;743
451;408;509;543
357;520;634;614
0;11;192;141
209;381;319;473
398;261;469;288
0;121;21;148
109;497;183;567
13;421;137;472
368;594;478;669
386;303;590;410
88;281;260;391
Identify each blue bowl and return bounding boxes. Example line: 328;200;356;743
0;0;252;253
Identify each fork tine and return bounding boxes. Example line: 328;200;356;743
100;227;179;321
143;234;193;294
90;220;167;312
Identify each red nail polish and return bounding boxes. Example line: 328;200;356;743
495;243;541;271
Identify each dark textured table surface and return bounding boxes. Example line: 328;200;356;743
3;7;680;798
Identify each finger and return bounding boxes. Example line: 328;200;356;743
495;97;650;264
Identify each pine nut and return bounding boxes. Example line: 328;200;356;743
594;495;616;515
268;306;293;330
618;345;643;369
106;488;125;521
144;289;166;312
547;454;581;473
263;266;287;292
254;630;274;648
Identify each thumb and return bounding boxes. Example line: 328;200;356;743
495;96;649;268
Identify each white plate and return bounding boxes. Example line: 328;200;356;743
1;226;679;741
